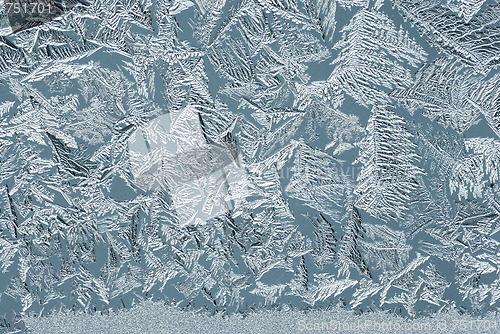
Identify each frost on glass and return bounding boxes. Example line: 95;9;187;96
0;0;499;332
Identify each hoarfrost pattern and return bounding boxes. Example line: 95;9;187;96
0;0;499;332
